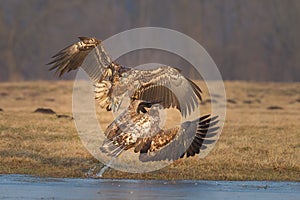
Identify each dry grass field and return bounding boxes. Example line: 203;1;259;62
0;81;299;181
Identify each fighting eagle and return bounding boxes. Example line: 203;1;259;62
48;37;202;117
48;37;219;161
100;99;219;161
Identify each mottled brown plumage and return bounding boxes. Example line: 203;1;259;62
138;114;219;162
47;37;202;116
100;100;162;156
99;100;219;161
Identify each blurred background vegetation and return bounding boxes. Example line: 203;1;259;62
0;0;299;82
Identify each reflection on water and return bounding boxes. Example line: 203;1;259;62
0;174;299;200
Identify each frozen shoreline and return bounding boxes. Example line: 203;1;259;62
0;174;299;200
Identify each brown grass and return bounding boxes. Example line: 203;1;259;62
0;81;299;181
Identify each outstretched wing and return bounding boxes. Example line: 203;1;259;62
137;114;219;162
47;37;114;82
47;37;100;76
125;66;202;117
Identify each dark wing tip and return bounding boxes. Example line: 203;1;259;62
199;114;211;121
47;37;98;77
187;78;202;102
180;115;219;159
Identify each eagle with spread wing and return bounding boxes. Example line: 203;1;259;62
100;99;219;161
48;37;218;161
48;37;202;117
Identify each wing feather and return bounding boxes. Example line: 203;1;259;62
47;37;101;77
138;115;219;162
128;66;202;117
47;37;116;83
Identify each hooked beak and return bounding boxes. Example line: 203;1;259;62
136;100;162;114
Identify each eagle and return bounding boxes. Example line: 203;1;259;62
48;37;219;161
48;37;202;117
100;99;219;161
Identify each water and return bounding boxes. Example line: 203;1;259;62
96;164;110;177
86;157;116;178
0;174;299;200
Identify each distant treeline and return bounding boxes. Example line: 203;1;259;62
0;0;299;82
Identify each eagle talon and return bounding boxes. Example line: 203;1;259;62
106;105;112;111
110;97;121;112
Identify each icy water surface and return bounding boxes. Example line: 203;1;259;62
0;174;299;200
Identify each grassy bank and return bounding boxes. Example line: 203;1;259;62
0;81;299;181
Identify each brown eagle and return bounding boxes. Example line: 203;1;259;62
100;99;219;161
48;37;218;161
48;37;202;117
